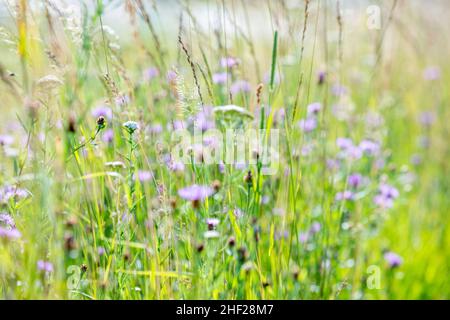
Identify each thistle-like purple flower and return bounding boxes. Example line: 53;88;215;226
335;190;354;201
0;213;15;227
359;139;380;156
212;72;228;85
317;70;326;85
0;186;30;204
348;173;363;189
230;80;251;95
221;57;239;69
102;129;114;143
331;84;348;96
423;66;440;81
178;185;214;207
307;102;322;116
115;94;130;107
0;134;13;146
143;67;159;82
309;222;321;234
384;251;403;268
206;218;220;230
37;260;54;273
135;170;153;182
336;137;353;150
148;123;163;135
374;183;399;209
0;226;21;240
91;105;113;120
418;111;435;127
193;107;215;131
298;118;317;133
166;70;177;84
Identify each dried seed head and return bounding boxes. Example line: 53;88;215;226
237;246;248;262
196;243;204;253
64;233;76;251
80;264;88;273
212;180;221;192
244;170;253;186
256;83;264;105
96;116;106;130
169;197;177;210
123;251;131;261
67;115;76;133
228;236;236;248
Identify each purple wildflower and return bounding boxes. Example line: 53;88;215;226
148;123;163;135
230;80;251;95
359;140;380;156
37;260;54;273
0;226;21;240
168;160;185;173
168;120;186;131
143;67;159;82
384;251;403;268
423;66;440;81
263;70;282;85
331;84;348;96
91;105;113;120
178;185;214;205
307;102;322;116
206;218;220;230
418;111;435;127
299;232;309;243
0;186;29;204
193;107;215;131
379;184;399;199
301;144;314;156
212;72;228;85
0;213;15;227
98;246;106;256
317;70;326;85
115;94;130;107
233;208;244;218
0;134;13;146
102;129;114;143
335;190;354;201
374;183;399;209
275;108;286;124
348;173;363;189
309;222;321;234
135;170;153;182
327;158;340;171
166;70;177;84
336;137;354;150
221;57;239;69
298;118;317;133
347;145;363;160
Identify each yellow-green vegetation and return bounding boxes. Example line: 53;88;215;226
0;0;449;299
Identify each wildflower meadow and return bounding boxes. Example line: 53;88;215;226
0;0;449;300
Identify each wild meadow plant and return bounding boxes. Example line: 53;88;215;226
0;0;449;299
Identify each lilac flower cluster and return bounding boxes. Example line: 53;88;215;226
374;184;399;209
0;212;21;241
0;186;29;204
298;102;322;133
37;260;54;273
336;137;380;160
384;251;403;268
178;185;214;202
